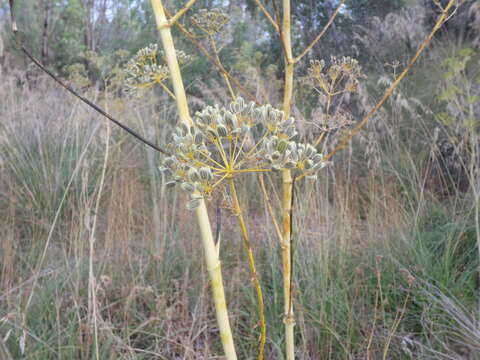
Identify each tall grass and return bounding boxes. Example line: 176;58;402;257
1;40;479;359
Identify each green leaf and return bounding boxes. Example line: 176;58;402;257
442;57;466;74
463;118;478;130
437;86;461;102
442;70;455;80
436;112;455;127
466;96;479;105
458;47;474;58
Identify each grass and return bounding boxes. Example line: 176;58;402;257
1;54;479;359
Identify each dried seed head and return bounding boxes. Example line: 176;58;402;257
124;44;191;97
191;8;229;35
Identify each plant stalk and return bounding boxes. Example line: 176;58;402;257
228;177;266;360
150;1;237;359
281;0;295;358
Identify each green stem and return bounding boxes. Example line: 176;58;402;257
150;2;237;359
228;177;266;360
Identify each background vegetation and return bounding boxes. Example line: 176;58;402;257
0;0;479;358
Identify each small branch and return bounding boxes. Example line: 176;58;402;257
258;174;283;242
165;0;199;28
209;36;236;99
165;8;258;103
324;0;459;161
158;81;177;99
252;0;280;33
271;0;282;27
293;0;345;64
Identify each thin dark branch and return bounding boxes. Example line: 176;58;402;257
8;0;170;155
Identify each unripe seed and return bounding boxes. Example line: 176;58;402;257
188;167;201;182
199;167;213;181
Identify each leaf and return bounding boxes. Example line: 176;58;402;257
458;47;474;58
437;86;461;102
463;118;478;130
442;57;465;74
436;112;455;127
466;95;479;105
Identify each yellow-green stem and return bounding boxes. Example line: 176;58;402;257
150;0;192;126
228;177;266;360
195;199;237;360
281;0;295;358
150;2;237;359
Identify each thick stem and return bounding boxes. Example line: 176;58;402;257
150;0;192;126
195;200;237;360
229;178;266;360
281;170;295;360
150;2;237;359
281;0;295;358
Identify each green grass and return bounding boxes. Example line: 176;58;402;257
1;58;479;359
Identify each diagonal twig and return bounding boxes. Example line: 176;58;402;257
7;0;170;155
164;8;259;104
160;0;199;29
324;0;460;161
293;0;346;64
252;0;280;33
258;174;283;241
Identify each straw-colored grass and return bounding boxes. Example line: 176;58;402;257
1;48;479;358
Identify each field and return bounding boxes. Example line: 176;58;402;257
1;1;479;359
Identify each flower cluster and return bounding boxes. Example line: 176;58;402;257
160;98;327;209
124;44;191;96
191;8;229;35
308;56;365;95
260;140;326;178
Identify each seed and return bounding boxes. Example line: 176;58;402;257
181;182;196;193
165;180;177;188
305;145;315;157
194;132;204;144
312;154;323;163
217;124;228;137
304;159;314;170
271;152;281;161
188;167;201;182
225;112;237;128
199;167;213;181
179;123;189;136
284;160;297;169
206;126;218;138
186;198;202;210
163;157;175;168
277;139;289;153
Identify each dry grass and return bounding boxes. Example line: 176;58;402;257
0;34;479;358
